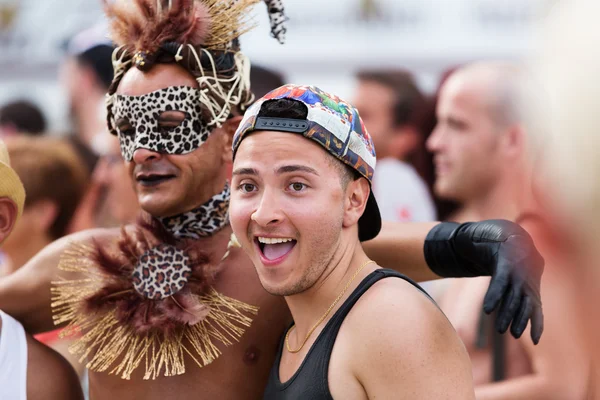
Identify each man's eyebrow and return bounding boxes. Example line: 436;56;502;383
232;167;258;176
276;165;319;176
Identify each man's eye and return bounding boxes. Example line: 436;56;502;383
238;183;257;193
289;182;306;192
158;125;179;135
120;127;135;136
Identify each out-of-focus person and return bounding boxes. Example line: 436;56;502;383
91;135;140;227
0;136;89;273
60;22;114;159
530;0;600;397
0;100;46;138
427;61;588;399
58;23;118;233
353;70;436;223
0;138;83;400
0;136;89;378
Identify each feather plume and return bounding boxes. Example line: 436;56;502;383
51;219;258;379
104;0;259;55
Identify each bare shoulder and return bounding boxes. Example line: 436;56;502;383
350;273;449;334
343;272;474;399
26;335;83;400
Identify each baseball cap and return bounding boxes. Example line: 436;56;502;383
232;84;381;241
0;139;25;222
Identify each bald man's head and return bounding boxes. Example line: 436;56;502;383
427;61;537;203
447;62;534;130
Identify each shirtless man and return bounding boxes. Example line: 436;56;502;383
0;1;544;399
428;62;588;399
229;85;474;398
0;138;83;400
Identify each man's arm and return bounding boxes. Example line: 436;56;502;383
0;228;117;333
26;335;84;400
363;220;545;343
362;221;440;282
350;278;475;399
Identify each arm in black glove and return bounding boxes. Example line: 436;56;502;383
424;219;544;344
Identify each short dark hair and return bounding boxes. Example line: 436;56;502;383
76;44;115;90
257;98;360;187
357;69;425;128
0;100;46;135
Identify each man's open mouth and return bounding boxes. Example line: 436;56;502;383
255;237;297;261
136;174;176;186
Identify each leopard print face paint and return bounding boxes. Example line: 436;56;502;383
113;86;212;161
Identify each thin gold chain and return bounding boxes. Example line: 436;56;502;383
285;259;376;353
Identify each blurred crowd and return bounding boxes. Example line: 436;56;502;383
1;0;599;398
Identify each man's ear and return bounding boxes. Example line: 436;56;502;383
503;124;526;158
220;116;243;164
389;126;419;160
343;178;370;229
28;200;58;234
0;198;18;244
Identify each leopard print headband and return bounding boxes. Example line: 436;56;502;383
113;86;211;161
159;181;230;239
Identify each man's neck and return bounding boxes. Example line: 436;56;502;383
284;242;375;340
460;170;532;222
158;180;231;240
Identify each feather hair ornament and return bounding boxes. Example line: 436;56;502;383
104;0;287;134
52;216;256;380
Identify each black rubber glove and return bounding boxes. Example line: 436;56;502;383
424;219;544;344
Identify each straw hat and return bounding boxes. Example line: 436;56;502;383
0;138;25;220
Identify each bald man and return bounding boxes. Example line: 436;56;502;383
427;62;588;399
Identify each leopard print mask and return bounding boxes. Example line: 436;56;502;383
159;182;230;240
113;86;212;161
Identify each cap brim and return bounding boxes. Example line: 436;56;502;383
358;191;381;242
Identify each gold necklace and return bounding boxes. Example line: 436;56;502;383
285;259;376;353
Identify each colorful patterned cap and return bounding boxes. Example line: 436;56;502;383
232;84;381;241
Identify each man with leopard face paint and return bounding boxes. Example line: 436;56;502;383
0;0;544;399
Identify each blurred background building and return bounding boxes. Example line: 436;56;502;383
0;0;555;133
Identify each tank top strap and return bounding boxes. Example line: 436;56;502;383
322;268;433;341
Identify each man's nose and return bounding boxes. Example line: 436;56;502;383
426;125;446;153
251;190;284;227
132;148;162;164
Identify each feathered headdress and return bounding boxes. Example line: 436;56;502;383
104;0;287;134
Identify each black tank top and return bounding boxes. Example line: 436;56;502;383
263;269;435;400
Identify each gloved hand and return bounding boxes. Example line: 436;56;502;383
424;219;544;344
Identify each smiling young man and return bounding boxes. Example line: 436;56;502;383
229;85;474;399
